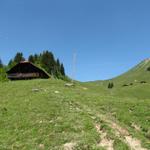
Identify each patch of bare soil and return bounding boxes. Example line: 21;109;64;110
70;102;147;150
85;106;147;150
131;122;141;131
95;124;114;150
64;142;76;150
96;119;146;150
102;118;147;150
125;136;147;150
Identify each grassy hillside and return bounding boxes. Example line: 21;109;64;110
86;59;150;99
90;59;150;87
112;58;150;86
0;79;150;149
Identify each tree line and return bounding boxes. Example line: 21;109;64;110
0;50;66;80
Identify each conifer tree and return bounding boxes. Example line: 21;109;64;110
56;59;61;71
40;51;55;75
14;52;25;63
33;54;41;64
28;55;35;63
60;63;65;76
0;58;3;68
108;82;114;89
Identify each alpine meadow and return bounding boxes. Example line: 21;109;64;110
0;55;150;149
1;0;150;150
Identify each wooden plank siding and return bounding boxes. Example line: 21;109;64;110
7;73;40;79
7;61;50;80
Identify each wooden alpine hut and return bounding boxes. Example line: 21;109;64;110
7;61;50;80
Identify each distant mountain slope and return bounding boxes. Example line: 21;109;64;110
84;58;150;100
85;58;150;90
112;59;150;86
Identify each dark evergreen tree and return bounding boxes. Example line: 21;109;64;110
147;67;150;71
0;58;3;68
108;83;111;89
14;52;25;63
40;51;55;75
54;59;61;78
60;63;65;76
56;59;61;71
34;54;40;64
108;82;114;89
28;55;35;63
8;59;13;66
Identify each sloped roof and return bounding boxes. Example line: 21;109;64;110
7;61;50;78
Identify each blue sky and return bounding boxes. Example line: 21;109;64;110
0;0;150;81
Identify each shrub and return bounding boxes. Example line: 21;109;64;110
140;81;147;84
147;67;150;71
122;84;129;87
0;68;8;82
108;82;114;89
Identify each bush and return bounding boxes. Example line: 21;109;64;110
108;82;114;89
147;67;150;71
0;68;8;82
59;75;71;82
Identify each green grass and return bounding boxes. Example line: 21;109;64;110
0;76;150;149
0;80;101;149
83;81;150;148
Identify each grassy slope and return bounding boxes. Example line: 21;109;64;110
0;78;150;149
90;59;150;86
0;80;101;150
112;59;150;86
86;59;150;100
82;59;150;148
82;81;150;147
